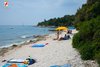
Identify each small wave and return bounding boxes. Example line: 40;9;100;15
21;35;27;38
0;41;26;48
0;44;13;48
20;35;32;39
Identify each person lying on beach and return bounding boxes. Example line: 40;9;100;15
59;34;70;40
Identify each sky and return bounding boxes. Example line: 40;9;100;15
0;0;86;25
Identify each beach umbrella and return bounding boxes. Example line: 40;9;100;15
55;26;68;39
55;26;68;31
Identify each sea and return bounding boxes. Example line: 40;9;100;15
0;25;53;48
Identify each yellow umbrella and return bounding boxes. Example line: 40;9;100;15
55;26;67;40
55;26;68;31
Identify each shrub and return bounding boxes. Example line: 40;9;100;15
79;43;94;60
72;16;100;66
95;53;100;66
72;33;81;48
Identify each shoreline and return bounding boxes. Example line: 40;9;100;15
0;34;48;57
0;30;99;67
0;34;49;49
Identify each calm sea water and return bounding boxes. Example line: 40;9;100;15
0;25;53;48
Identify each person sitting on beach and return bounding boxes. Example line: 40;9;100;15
53;31;59;40
67;30;72;34
67;35;71;39
63;34;68;40
59;34;70;40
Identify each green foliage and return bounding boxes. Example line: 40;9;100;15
95;53;100;66
72;33;82;48
73;0;100;65
37;15;75;27
79;42;95;60
73;16;100;65
93;30;100;42
74;0;100;26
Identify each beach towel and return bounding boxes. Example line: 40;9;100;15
32;44;45;47
50;65;60;67
50;64;71;67
31;43;48;47
2;63;28;67
7;59;26;63
61;64;71;67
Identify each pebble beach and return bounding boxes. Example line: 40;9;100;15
0;29;98;67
